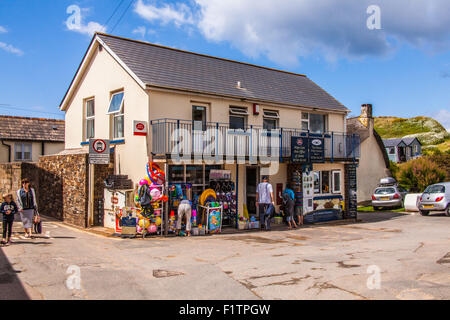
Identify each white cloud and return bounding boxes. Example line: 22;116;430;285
134;0;194;27
134;0;450;66
436;109;450;132
0;26;7;33
132;26;147;38
0;42;24;56
66;5;106;36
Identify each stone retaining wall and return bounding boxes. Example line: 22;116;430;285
0;153;113;228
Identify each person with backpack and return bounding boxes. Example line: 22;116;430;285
1;193;18;246
256;176;274;231
283;184;297;229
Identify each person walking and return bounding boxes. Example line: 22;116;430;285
16;178;38;239
176;200;192;237
283;184;297;229
1;193;18;246
256;176;274;231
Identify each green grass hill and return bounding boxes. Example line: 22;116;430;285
374;116;450;154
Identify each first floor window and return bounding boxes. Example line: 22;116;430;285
301;112;309;131
309;113;326;134
85;99;95;140
229;107;248;130
388;147;395;155
108;91;125;139
15;143;32;161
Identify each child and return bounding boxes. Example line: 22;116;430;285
1;193;18;246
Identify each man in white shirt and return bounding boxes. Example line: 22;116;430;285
256;176;274;230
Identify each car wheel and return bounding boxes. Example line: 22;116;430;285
445;205;450;217
419;210;429;216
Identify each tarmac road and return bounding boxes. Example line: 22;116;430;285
1;211;449;300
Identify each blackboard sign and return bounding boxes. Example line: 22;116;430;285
309;136;324;163
291;136;309;164
345;164;358;219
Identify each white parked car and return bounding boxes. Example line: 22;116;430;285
418;182;450;216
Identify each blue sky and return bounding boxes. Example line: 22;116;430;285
0;0;449;129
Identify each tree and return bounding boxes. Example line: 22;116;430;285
389;161;400;180
398;157;446;192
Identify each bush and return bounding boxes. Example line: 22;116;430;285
389;161;400;180
398;157;446;192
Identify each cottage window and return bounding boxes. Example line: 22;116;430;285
85;99;95;140
388;147;395;155
108;92;124;139
15;143;32;161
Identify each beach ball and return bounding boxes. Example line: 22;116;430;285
154;217;162;226
147;224;157;233
150;188;161;200
139;179;149;186
136;226;144;234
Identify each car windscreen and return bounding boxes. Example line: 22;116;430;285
375;188;396;194
424;185;445;194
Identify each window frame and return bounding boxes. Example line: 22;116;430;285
332;170;341;194
263;110;279;130
84;98;95;141
14;142;32;161
108;91;125;139
229;107;248;130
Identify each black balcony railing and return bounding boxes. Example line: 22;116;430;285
150;119;360;162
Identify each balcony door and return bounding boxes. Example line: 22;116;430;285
192;105;207;131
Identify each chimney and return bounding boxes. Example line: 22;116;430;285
361;104;373;119
359;104;373;129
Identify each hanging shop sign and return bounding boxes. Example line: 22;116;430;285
309;136;325;163
89;139;110;165
133;120;148;136
291;136;309;164
291;136;324;164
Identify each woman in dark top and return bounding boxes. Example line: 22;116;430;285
16;178;38;239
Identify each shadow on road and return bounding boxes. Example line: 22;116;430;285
0;248;29;300
357;211;408;224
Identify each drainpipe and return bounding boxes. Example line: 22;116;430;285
1;140;11;163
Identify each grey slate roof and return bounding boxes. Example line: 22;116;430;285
0;116;65;142
97;33;348;112
402;137;421;146
383;138;406;147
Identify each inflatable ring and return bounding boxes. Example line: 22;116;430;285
146;162;165;185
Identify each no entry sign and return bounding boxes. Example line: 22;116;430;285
89;139;110;164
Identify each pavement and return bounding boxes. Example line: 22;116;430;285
0;211;449;300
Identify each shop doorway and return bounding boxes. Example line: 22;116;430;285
246;166;259;218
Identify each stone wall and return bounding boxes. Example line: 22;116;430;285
38;154;89;227
0;153;114;228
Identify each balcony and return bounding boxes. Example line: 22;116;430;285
150;119;360;162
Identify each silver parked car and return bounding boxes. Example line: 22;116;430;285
418;182;450;216
372;186;408;210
